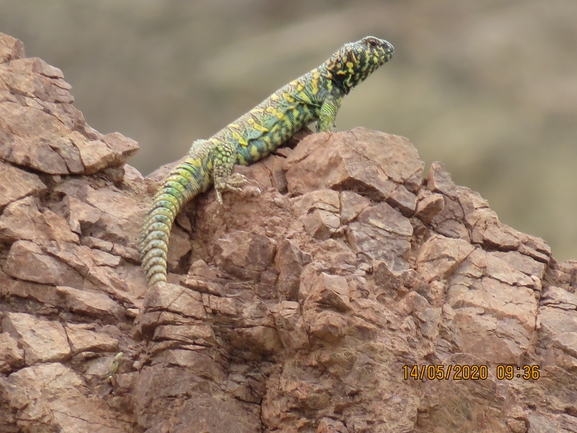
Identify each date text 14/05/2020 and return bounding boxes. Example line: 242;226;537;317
402;364;541;381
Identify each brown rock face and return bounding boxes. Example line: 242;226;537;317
1;32;577;433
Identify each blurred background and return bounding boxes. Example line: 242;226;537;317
1;0;576;260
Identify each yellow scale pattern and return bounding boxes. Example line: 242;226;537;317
141;36;394;287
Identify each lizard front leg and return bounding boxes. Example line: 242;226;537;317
316;95;343;132
212;141;249;204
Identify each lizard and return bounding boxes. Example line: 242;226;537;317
140;36;394;287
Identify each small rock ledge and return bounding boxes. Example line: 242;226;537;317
1;33;576;433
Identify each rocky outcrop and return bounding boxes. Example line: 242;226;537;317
1;32;576;433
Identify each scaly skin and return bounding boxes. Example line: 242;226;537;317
141;36;394;287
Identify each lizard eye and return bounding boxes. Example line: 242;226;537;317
366;38;378;47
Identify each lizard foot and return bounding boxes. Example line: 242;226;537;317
215;173;249;204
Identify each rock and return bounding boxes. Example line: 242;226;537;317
273;301;309;351
347;201;413;271
275;239;308;301
415;190;445;224
56;285;124;319
0;32;25;62
339;190;370;224
0;160;46;207
0;195;79;243
66;323;119;355
4;240;81;286
0;332;24;373
1;31;576;433
285;129;424;203
2;312;70;364
0;363;132;432
83;186;145;244
416;234;475;283
0;53;138;175
213;230;277;280
302;272;352;313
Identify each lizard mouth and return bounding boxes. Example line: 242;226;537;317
383;42;395;62
362;36;394;63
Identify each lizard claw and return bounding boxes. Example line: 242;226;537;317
215;173;250;204
225;173;250;188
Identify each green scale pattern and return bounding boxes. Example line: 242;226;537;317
141;36;394;287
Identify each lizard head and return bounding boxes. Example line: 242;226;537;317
325;36;394;94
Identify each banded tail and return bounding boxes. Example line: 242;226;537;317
140;156;209;286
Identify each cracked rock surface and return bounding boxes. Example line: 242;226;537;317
1;32;577;433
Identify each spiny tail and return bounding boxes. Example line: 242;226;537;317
140;158;208;286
